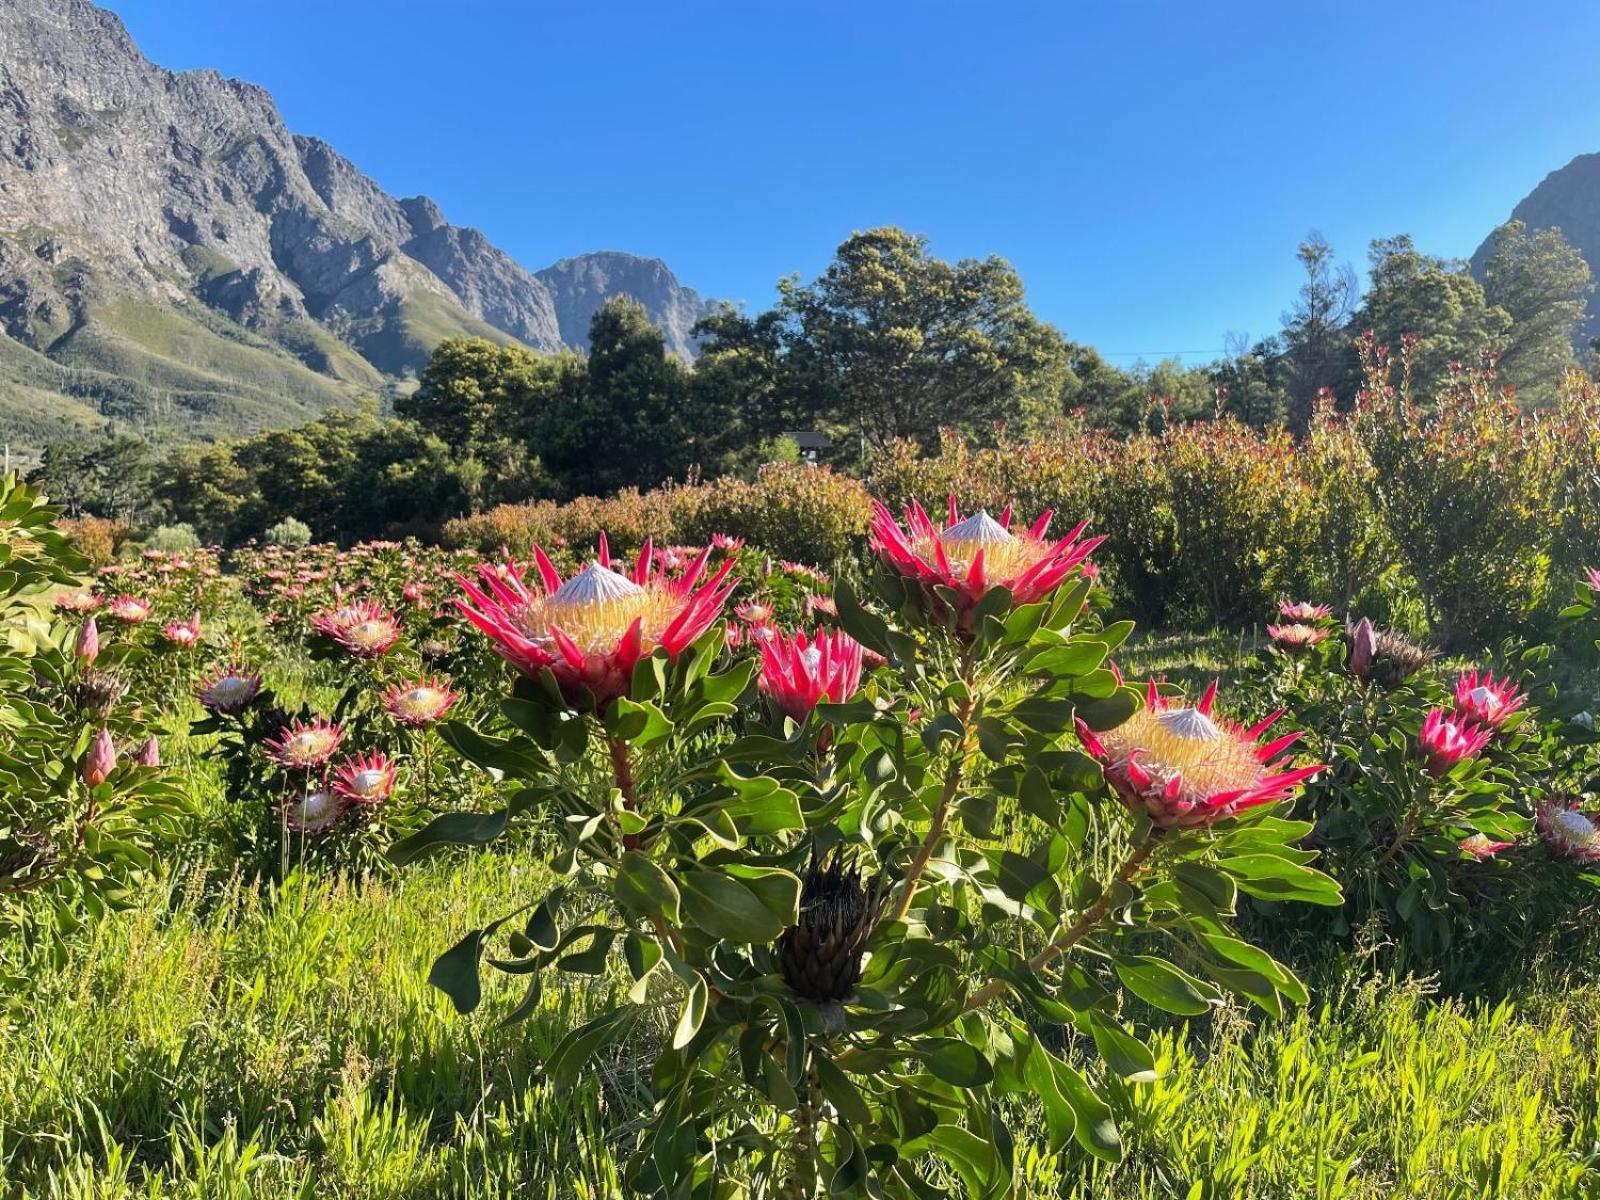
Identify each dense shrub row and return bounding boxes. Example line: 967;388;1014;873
442;461;874;570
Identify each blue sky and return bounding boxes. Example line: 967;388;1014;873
111;0;1600;364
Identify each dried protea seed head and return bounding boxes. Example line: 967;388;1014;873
778;852;889;1004
1345;621;1434;688
0;832;57;889
73;668;129;717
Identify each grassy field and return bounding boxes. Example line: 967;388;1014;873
0;628;1594;1199
5;844;1599;1199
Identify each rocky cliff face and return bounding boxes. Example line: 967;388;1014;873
1471;152;1600;344
0;0;714;447
537;251;717;360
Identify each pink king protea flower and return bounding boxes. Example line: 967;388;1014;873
1266;622;1329;655
163;611;202;648
83;727;117;787
455;535;735;709
382;677;458;726
1453;670;1526;730
758;628;865;722
1536;797;1600;863
735;600;775;626
283;789;349;834
105;595;152;624
264;718;344;770
1585;567;1600;595
55;591;102;614
1459;833;1513;860
1277;600;1333;623
1076;679;1323;829
332;750;396;806
312;599;402;658
870;498;1103;629
196;665;262;713
1417;708;1493;776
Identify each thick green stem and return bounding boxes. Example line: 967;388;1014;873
965;833;1161;1012
888;695;973;924
607;732;643;852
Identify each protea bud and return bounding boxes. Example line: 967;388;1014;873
778;854;888;1004
74;616;99;664
83;727;117;787
136;735;160;767
1348;617;1377;678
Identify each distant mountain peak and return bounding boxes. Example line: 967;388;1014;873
1472;152;1600;343
0;0;717;448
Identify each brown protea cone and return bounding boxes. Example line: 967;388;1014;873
73;668;129;718
0;833;57;892
778;853;889;1003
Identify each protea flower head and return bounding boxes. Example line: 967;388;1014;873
105;596;152;624
55;591;102;614
454;535;736;709
711;533;745;551
382;677;458;726
136;735;160;768
1586;567;1600;595
1536;797;1600;863
264;717;344;771
1460;833;1513;860
759;628;865;722
74;616;99;664
196;665;262;714
1418;708;1493;776
332;750;396;806
1453;670;1526;730
312;598;402;658
870;498;1103;629
83;727;117;788
1278;600;1333;623
1266;622;1329;656
73;668;128;718
283;788;349;834
735;600;775;626
777;852;889;1003
163;611;201;648
1076;679;1323;829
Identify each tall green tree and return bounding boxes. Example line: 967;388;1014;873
1350;235;1511;401
706;228;1070;460
1479;219;1592;404
1281;234;1357;427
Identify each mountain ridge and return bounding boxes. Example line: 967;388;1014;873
0;0;717;450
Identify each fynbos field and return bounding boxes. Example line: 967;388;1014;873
6;1;1600;1196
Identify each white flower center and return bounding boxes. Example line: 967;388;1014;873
1155;707;1222;743
1467;686;1500;713
940;510;1015;547
212;677;251;702
299;791;337;820
351;769;386;794
800;647;823;673
1554;810;1596;843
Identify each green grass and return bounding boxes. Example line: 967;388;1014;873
4;838;1598;1198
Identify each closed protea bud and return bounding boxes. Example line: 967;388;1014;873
1348;617;1377;679
777;854;889;1004
136;735;160;767
83;728;117;787
74;617;99;664
73;668;129;718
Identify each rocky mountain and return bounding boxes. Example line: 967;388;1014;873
0;0;715;451
1471;152;1600;345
